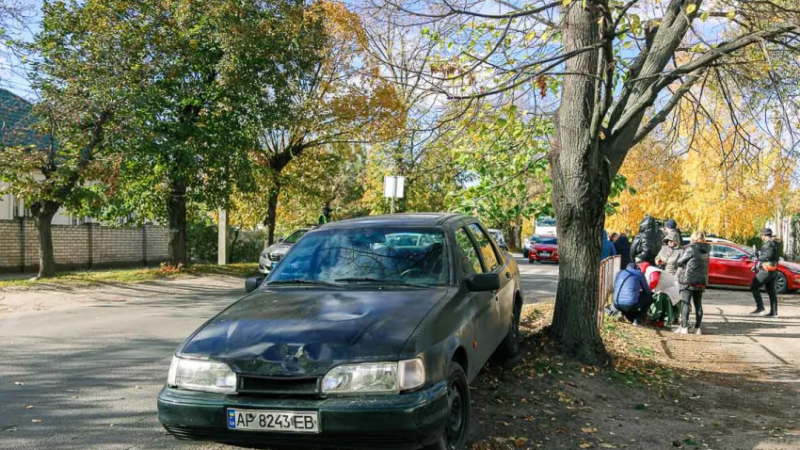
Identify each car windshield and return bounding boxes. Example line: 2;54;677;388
282;230;308;244
267;228;449;287
536;217;556;227
537;237;557;245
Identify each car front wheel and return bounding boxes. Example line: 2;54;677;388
424;363;470;450
776;271;788;294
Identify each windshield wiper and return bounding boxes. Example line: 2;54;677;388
334;277;428;287
266;279;341;288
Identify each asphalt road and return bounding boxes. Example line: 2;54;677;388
3;259;797;450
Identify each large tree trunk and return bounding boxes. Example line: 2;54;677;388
548;0;610;363
265;182;281;246
167;179;188;266
32;201;60;278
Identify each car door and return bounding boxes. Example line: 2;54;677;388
467;223;513;351
707;245;726;285
719;245;755;286
453;226;496;371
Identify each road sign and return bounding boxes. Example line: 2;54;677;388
383;176;405;214
383;176;405;199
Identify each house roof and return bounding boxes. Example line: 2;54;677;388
0;89;51;149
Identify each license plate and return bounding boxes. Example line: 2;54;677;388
227;408;319;433
539;252;551;257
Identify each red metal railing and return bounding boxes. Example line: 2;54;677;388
597;255;621;329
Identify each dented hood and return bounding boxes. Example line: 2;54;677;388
179;287;450;377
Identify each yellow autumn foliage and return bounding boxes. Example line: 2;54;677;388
607;124;795;240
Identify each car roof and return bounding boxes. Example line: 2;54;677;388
320;213;467;229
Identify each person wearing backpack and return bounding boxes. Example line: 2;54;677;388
750;228;782;317
630;216;663;269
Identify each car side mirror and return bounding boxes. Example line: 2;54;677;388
245;277;264;293
465;273;500;292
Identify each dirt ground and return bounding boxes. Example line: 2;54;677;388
466;303;800;450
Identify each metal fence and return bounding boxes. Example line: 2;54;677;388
597;255;621;329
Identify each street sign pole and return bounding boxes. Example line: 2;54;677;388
384;175;405;214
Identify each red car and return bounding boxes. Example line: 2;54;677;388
529;235;559;263
707;242;800;293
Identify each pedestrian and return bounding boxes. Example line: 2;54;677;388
609;233;619;243
602;231;617;260
656;234;683;275
613;263;654;326
631;216;663;269
614;233;632;268
663;219;682;245
750;228;782;317
674;231;710;335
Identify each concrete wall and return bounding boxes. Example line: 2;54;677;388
0;219;170;273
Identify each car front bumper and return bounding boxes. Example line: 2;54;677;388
157;381;449;450
258;256;272;274
530;253;559;262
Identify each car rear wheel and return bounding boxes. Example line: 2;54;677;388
494;300;521;361
776;272;788;294
424;363;470;450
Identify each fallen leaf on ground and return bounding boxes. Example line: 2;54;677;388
25;405;34;410
582;427;598;434
31;419;42;424
13;381;24;386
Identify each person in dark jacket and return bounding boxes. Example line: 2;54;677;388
614;234;632;268
602;230;617;260
751;228;781;317
631;216;663;266
674;231;710;335
613;263;653;325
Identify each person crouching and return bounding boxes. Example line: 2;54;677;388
613;263;654;326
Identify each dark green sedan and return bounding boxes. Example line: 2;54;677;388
158;213;523;450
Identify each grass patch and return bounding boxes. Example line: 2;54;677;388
0;263;259;289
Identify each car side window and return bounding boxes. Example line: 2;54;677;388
468;223;501;272
454;227;484;276
710;245;724;259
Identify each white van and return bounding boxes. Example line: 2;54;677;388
535;216;557;236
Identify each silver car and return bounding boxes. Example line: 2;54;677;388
258;228;311;275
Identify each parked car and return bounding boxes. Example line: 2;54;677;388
258;228;311;274
681;234;733;246
535;216;557;236
158;213;523;450
529;235;559;263
488;228;509;251
707;242;800;293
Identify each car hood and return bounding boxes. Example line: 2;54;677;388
263;243;292;256
179;287;451;377
781;261;800;273
534;244;557;251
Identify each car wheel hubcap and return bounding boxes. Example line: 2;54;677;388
777;276;786;292
446;379;465;447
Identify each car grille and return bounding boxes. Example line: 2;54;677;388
268;253;283;262
164;425;423;449
237;375;319;397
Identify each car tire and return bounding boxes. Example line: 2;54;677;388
494;300;521;361
424;363;470;450
522;248;529;259
776;271;788;294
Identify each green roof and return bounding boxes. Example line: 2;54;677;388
0;88;52;150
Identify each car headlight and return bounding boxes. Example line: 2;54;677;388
167;356;237;394
784;265;800;275
321;359;424;395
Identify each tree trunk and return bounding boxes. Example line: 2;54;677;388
265;182;281;246
32;201;60;278
167;179;188;266
548;0;610;363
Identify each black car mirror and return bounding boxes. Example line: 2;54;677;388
245;277;264;293
465;273;500;292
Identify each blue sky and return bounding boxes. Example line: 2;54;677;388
1;0;41;99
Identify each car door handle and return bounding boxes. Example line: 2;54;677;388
505;272;511;279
